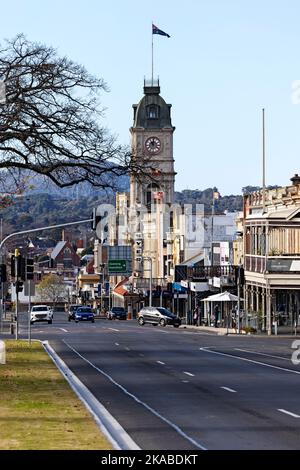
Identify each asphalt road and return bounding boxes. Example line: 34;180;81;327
16;312;300;450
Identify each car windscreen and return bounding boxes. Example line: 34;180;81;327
77;308;93;313
32;306;48;312
112;308;125;312
157;308;175;317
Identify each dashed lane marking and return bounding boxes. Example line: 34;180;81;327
221;386;237;393
278;409;300;418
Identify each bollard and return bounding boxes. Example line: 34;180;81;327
0;340;6;364
10;323;14;335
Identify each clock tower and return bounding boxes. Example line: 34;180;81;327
130;79;176;209
130;79;176;279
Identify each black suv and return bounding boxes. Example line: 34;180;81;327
68;305;80;321
137;307;181;328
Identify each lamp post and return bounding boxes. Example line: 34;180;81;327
143;257;153;307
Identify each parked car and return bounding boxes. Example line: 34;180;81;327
74;306;95;323
68;305;80;321
107;307;127;320
137;307;181;328
30;305;53;325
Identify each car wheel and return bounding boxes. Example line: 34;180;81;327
159;319;166;327
48;320;52;324
30;321;33;325
68;317;71;322
173;324;180;328
75;320;79;323
91;319;95;323
138;317;145;326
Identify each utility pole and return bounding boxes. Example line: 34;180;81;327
28;280;31;345
143;257;153;307
262;108;266;214
14;248;20;340
237;265;241;334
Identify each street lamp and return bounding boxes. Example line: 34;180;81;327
211;189;220;269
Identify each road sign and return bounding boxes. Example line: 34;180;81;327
108;259;127;274
105;282;110;296
97;283;102;296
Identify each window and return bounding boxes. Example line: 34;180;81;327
147;105;159;119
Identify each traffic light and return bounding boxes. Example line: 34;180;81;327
14;280;24;293
0;264;7;283
26;258;34;280
91;207;102;231
11;253;25;280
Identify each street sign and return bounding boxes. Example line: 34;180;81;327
98;283;102;296
108;259;127;274
105;282;110;296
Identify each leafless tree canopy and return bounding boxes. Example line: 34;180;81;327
0;35;133;189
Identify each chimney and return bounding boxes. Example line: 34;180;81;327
62;229;70;242
291;174;300;185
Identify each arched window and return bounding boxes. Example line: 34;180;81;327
147;105;160;119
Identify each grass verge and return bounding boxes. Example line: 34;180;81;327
0;340;113;450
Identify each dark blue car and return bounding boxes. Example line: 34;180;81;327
107;307;127;320
75;306;95;323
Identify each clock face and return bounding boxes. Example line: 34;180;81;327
145;136;161;154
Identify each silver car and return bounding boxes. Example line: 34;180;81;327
137;307;181;328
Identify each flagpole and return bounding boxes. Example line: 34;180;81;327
151;22;154;85
262;108;266;213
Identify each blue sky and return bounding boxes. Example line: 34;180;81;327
1;0;300;195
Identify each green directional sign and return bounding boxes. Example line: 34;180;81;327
108;259;127;274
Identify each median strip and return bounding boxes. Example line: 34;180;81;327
0;340;113;450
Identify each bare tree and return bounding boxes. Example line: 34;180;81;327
0;35;133;190
37;273;67;307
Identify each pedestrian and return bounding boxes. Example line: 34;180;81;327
214;304;219;328
193;308;198;326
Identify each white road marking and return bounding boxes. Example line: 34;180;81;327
139;353;144;357
108;328;119;332
125;347;130;351
63;340;207;450
183;371;195;377
278;409;300;418
236;348;290;362
59;328;68;333
156;361;165;365
221;386;237;393
115;343;119;346
182;380;189;383
200;347;300;376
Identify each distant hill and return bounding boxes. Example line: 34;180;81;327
175;188;243;213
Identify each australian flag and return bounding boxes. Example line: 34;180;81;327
152;24;170;38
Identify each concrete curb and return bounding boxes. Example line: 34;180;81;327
42;340;140;450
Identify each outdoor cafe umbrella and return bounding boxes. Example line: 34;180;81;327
201;291;243;328
201;291;240;303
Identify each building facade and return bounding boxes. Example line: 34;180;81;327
244;174;300;334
